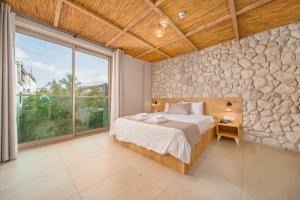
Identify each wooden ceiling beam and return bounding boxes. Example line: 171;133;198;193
137;37;181;58
185;15;231;37
63;0;170;58
236;0;273;15
137;0;273;58
143;0;198;51
105;7;153;47
228;0;239;40
54;0;63;27
154;0;167;6
105;0;166;47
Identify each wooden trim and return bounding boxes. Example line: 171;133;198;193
236;0;273;16
186;15;232;37
105;0;167;47
113;125;216;174
228;0;239;40
54;0;63;27
154;0;167;6
63;0;170;58
136;37;181;58
143;0;198;51
105;7;153;47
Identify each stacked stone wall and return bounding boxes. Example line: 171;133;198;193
152;22;300;150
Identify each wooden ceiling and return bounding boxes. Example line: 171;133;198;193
4;0;300;62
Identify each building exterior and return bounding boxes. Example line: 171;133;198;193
77;83;108;97
16;61;37;94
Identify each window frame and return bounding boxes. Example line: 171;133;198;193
16;27;112;149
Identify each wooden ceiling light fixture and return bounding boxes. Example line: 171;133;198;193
136;0;275;58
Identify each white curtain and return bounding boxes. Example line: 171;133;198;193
0;3;17;162
110;49;125;125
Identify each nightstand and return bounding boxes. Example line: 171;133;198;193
216;123;241;144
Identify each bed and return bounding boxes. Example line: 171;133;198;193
110;98;243;174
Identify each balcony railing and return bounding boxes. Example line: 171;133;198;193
17;94;109;144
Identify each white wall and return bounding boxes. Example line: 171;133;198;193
123;55;152;115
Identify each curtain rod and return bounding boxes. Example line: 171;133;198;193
11;10;114;52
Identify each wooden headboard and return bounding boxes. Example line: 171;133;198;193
152;97;243;125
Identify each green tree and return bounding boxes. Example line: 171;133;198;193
18;73;109;143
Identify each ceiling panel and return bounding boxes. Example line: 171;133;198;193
140;51;167;62
73;0;148;28
159;0;230;34
235;0;256;12
238;0;300;38
59;4;118;45
160;39;194;57
5;0;300;62
130;11;181;47
189;19;235;49
7;0;56;25
109;34;151;57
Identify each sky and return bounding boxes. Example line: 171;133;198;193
15;33;109;88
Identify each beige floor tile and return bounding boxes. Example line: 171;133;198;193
209;139;245;158
59;140;108;167
80;168;162;200
1;133;300;200
0;154;65;191
188;148;243;186
130;157;178;189
0;167;77;200
17;145;59;162
109;145;144;166
68;152;127;192
67;194;83;200
88;132;113;147
155;191;179;200
164;173;241;200
244;143;300;178
242;163;300;200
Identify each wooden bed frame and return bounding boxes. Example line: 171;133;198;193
113;97;243;174
113;125;215;174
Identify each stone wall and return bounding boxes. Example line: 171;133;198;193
152;22;300;151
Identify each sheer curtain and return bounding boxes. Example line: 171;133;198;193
110;49;125;126
0;3;17;162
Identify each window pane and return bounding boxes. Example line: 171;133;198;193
75;50;109;133
15;33;72;143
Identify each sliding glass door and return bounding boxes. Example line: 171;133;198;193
75;49;109;134
15;32;73;143
15;31;110;144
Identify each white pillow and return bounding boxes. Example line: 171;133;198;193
183;101;204;115
164;102;169;113
164;101;203;114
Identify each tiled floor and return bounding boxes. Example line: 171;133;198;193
0;133;300;200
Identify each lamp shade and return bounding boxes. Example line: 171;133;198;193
225;101;232;112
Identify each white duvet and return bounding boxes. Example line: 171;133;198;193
109;113;214;164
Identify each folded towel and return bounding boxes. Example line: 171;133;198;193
145;117;168;124
132;115;150;121
135;113;148;117
152;115;165;120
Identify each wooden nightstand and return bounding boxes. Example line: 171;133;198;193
216;123;241;144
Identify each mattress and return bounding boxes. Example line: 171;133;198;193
109;113;214;164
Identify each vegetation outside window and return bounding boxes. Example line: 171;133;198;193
15;32;110;144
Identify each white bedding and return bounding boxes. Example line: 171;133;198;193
109;113;214;164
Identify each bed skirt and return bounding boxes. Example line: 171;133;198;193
112;124;216;174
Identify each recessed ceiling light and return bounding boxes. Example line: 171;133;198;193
178;10;186;20
154;26;165;38
159;16;169;28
